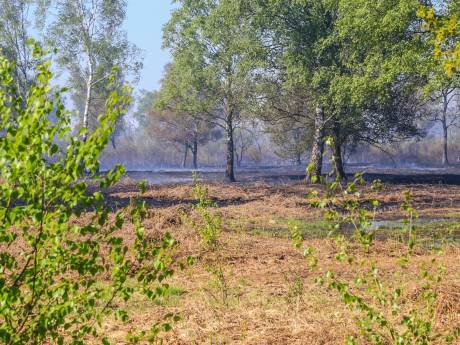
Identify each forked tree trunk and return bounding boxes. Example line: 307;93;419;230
225;114;236;182
182;143;188;168
306;107;325;183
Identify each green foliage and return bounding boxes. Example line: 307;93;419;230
204;263;230;308
418;2;460;76
191;172;222;250
189;173;232;308
160;0;267;181
301;175;460;345
254;0;424;175
0;47;176;344
160;0;265;115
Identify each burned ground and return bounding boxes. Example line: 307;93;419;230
91;180;460;344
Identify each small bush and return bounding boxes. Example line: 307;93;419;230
191;173;222;250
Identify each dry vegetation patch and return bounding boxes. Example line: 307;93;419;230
90;181;460;344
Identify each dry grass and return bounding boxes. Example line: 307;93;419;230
91;181;460;344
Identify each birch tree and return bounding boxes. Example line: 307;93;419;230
45;0;142;142
0;0;38;100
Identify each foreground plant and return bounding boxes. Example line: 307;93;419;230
190;172;222;250
299;175;460;345
0;46;176;344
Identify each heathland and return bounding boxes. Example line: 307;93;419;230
89;178;460;344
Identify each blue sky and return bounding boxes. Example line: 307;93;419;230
124;1;175;91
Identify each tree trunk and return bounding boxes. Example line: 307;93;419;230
237;147;243;167
182;143;188;168
306;107;325;183
192;139;198;170
110;134;117;150
225;115;236;182
296;153;302;166
442;122;449;166
331;128;346;181
82;59;93;143
442;93;449;166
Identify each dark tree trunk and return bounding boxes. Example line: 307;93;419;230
296;153;301;166
331;127;346;181
182;143;188;168
225;115;236;182
192;139;198;170
442;122;449;166
306;107;325;183
442;93;449;166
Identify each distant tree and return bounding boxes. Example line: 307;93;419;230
271;125;312;166
0;0;38;100
133;89;156;127
234;121;261;168
258;85;314;166
148;106;220;170
161;0;265;182
44;0;143;142
420;1;460;165
424;73;460;165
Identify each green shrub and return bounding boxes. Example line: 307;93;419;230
191;172;222;250
0;46;177;344
301;174;460;345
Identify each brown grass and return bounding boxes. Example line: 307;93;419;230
93;181;460;344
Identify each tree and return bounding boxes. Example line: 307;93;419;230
0;47;176;345
234;121;261;168
420;1;460;165
161;0;264;182
328;0;426;176
0;0;38;101
133;89;157;127
148;106;220;169
258;86;314;166
44;0;143;142
255;0;425;181
270;124;312;166
253;0;339;181
424;73;460;165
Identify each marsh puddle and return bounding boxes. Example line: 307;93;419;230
370;218;451;230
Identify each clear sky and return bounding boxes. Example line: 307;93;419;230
124;1;175;92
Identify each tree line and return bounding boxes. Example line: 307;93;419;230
153;0;460;182
2;0;460;181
